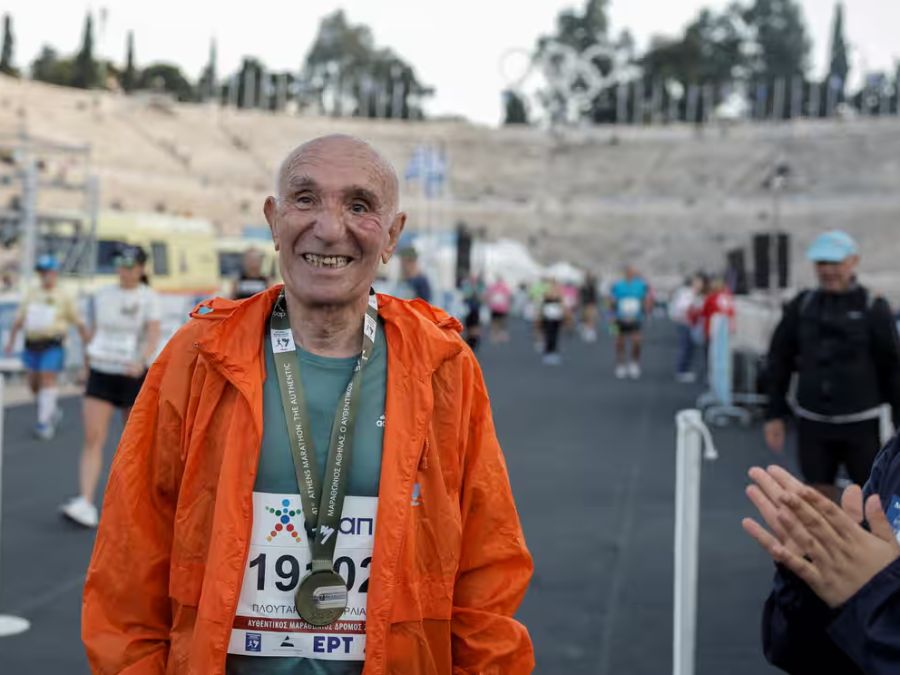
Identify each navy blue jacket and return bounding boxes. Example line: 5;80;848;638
763;433;900;673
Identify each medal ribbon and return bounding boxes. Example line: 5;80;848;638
270;290;378;572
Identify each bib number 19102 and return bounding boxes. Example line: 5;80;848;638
248;553;371;594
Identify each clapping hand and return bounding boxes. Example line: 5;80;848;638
743;466;900;608
743;465;807;557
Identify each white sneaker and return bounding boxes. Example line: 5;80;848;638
615;364;628;379
61;496;99;528
676;371;697;383
628;362;641;379
543;353;562;366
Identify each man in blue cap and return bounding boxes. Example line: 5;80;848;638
763;230;900;498
746;231;900;673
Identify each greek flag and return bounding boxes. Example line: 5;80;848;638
405;144;447;199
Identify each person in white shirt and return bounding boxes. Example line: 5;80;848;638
668;273;705;383
61;245;162;528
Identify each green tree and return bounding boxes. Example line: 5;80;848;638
122;31;136;92
0;14;17;77
642;7;746;86
301;10;432;119
743;0;811;81
31;46;75;86
547;0;609;51
893;62;900;114
502;90;529;125
198;38;217;100
826;2;849;96
638;5;748;121
72;12;97;88
138;63;194;101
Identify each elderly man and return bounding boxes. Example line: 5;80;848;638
82;135;534;674
764;230;900;498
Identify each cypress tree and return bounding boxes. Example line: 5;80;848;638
827;2;849;95
0;14;16;76
73;12;97;89
122;31;136;92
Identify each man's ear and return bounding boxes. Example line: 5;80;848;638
264;196;280;251
381;212;406;264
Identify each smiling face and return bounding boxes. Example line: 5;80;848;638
265;136;405;309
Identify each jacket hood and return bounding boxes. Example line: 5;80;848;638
190;286;464;383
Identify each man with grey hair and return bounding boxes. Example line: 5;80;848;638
82;134;535;674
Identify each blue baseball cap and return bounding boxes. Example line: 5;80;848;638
806;230;859;263
35;254;59;272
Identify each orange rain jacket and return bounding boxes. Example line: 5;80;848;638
82;286;534;674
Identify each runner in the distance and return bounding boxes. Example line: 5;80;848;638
486;275;512;343
61;245;162;528
609;265;652;379
540;279;567;366
579;271;600;342
4;254;89;439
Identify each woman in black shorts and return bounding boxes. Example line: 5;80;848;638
61;246;162;527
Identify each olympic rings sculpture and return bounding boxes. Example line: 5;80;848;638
499;38;635;122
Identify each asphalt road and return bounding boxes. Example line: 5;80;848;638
0;318;783;674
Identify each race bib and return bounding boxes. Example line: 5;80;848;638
618;297;641;319
227;493;377;660
88;331;139;365
24;303;57;333
489;292;507;308
542;302;564;321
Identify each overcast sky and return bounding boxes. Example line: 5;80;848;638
5;1;898;125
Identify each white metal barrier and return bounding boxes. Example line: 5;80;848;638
673;409;717;675
0;374;30;636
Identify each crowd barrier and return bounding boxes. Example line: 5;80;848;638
697;314;755;426
0;374;31;637
673;409;718;675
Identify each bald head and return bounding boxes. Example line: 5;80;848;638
275;134;400;215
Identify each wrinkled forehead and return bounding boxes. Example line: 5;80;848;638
279;138;397;208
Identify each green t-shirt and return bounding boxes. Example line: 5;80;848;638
226;322;386;675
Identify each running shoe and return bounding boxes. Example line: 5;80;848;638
61;496;99;528
615;364;628;379
676;372;697;383
628;362;642;379
33;422;54;440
